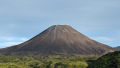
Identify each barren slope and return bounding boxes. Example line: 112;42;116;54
0;25;119;56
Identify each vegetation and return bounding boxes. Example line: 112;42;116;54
1;51;120;68
2;51;120;68
0;55;99;68
87;51;120;68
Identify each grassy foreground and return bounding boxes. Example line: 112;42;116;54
0;55;99;68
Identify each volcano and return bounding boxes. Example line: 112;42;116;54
0;25;119;56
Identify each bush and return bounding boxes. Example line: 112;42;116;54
55;61;88;68
0;63;26;68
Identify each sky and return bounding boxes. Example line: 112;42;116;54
0;0;120;48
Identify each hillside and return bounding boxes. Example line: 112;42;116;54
87;51;120;68
115;46;120;49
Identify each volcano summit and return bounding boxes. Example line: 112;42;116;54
0;25;118;56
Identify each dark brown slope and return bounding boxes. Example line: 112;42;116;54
0;25;119;56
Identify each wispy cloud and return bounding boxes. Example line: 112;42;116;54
1;38;13;41
21;38;28;41
0;37;28;48
93;37;114;43
0;42;22;48
0;37;13;41
0;37;29;41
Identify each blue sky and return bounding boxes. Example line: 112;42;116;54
0;0;120;48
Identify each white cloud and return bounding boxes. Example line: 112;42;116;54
93;37;114;43
0;37;13;41
4;38;13;41
0;42;22;47
0;36;29;41
21;38;28;41
0;37;28;48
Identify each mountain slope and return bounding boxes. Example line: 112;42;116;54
115;46;120;49
0;25;119;56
